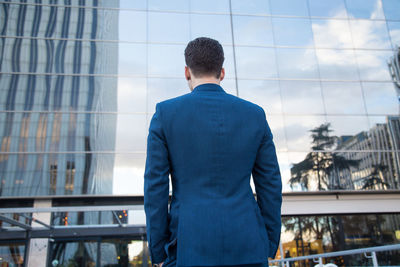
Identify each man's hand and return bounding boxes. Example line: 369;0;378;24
160;262;164;267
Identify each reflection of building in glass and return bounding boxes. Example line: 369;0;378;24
1;0;400;266
337;116;400;190
0;2;118;196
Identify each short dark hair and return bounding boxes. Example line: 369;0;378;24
184;37;225;79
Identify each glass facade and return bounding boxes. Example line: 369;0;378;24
280;213;400;265
0;0;400;266
1;0;399;197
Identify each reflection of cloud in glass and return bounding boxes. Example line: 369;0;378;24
117;78;146;113
284;115;326;151
387;21;400;47
233;15;273;46
191;14;232;45
235;47;277;79
115;114;146;152
346;0;385;19
276;48;319;79
280;81;324;115
312;18;353;48
149;12;190;43
349;20;391;49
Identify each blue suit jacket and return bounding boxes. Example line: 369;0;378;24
144;83;282;266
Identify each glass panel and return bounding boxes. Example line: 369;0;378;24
289;150;400;191
0;74;118;112
115;114;147;152
362;82;399;114
236;47;277;79
117;77;147;113
0;242;25;266
237;80;282;115
148;12;190;43
4;4;119;40
101;239;149;267
233;15;274;46
190;0;230;13
148;44;186;77
231;0;271;15
119;0;147;9
119;10;147;42
267;115;287;152
327;115;370;143
312;19;353;48
316;49;359;80
113;153;146;195
0;112;120;152
220;78;238;96
51;211;113;226
147;78;189;112
349;20;392;49
49;240;98;266
235;47;277;79
190;14;232;45
270;0;309;16
118;43;147;76
282;214;400;263
382;0;400;20
0;152;148;196
277;153;291;192
284;115;327;151
276;48;319;79
387;21;400;48
345;0;385;19
321;82;367;114
355;50;393;81
222;45;236;80
308;0;348;18
148;0;189;12
280;81;324;115
272;18;314;47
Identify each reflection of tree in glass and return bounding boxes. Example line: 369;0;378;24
290;123;359;190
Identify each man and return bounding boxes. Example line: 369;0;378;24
144;37;282;267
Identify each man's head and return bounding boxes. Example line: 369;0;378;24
184;37;225;84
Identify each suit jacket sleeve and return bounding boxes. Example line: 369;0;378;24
144;103;170;264
252;109;283;259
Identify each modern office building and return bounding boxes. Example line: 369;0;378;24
0;0;400;266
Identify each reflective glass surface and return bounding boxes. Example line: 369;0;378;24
308;0;348;18
280;214;400;264
231;0;271;15
272;18;314;47
345;0;385;19
0;1;399;197
387;21;400;47
312;19;353;48
191;14;232;45
382;0;400;20
321;82;367;114
233;15;274;46
235;47;277;79
0;242;25;266
270;0;309;16
276;48;319;78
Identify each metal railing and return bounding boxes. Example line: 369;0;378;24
269;243;400;267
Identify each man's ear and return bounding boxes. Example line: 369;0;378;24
185;66;191;81
219;68;225;82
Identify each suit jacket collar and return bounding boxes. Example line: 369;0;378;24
192;83;226;93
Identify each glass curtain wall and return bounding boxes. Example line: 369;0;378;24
0;0;399;197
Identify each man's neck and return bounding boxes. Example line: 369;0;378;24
190;78;220;91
